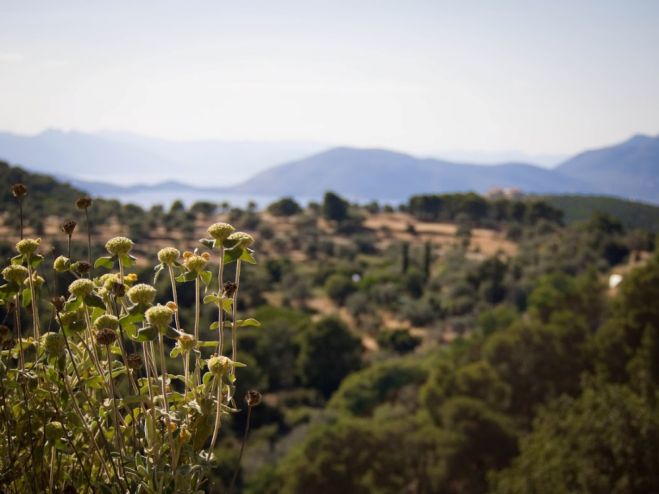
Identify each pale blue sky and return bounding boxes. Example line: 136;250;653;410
0;0;658;156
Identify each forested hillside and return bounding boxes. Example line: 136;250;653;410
1;161;658;492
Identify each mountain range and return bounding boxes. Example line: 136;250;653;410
0;130;658;204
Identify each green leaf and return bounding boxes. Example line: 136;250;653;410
136;325;158;342
199;238;215;249
29;254;44;269
94;256;115;270
199;270;213;287
235;318;261;328
119;254;137;268
84;293;105;309
223;246;243;265
21;288;32;308
0;282;19;300
170;346;182;358
175;271;197;283
10;254;23;265
209;321;219;330
164;326;181;340
240;248;257;265
203;294;219;305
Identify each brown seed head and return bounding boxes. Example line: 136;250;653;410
126;353;143;370
95;327;117;346
75;196;92;210
245;390;262;407
71;261;91;276
11;183;27;198
50;296;66;312
223;281;238;297
60;219;77;236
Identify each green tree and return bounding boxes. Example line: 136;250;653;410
267;197;302;216
297;317;362;398
322;191;349;222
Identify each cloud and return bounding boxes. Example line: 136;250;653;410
0;52;24;63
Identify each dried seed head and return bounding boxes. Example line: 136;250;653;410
166;301;178;312
179;425;191;443
2;265;29;284
111;282;126;298
245;390;262;407
127;283;157;305
99;273;119;289
41;332;65;356
207;222;235;242
177;332;196;352
16;238;41;256
227;231;254;248
157;247;180;265
60;219;77;236
182;251;193;260
75;196;92;210
94;314;119;330
71;261;91;276
68;278;94;298
184;254;207;273
50;296;66;312
11;183;28;198
95;327;117;346
201;252;211;261
105;236;134;256
208;355;231;375
223;281;238;297
145;304;173;329
126;353;143;370
44;421;64;442
53;255;70;273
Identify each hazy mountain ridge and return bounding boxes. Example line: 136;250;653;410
0;129;326;186
1;130;659;203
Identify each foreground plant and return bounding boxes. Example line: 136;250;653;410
0;193;260;493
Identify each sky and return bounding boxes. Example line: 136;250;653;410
1;0;658;158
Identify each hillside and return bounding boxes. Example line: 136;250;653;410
0;128;324;186
557;134;659;203
540;194;659;231
230;147;590;200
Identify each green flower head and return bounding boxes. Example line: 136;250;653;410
177;332;196;352
207;222;235;242
41;332;65;357
53;255;70;273
184;254;208;273
157;247;180;265
145;304;173;329
207;355;231;376
105;236;134;256
127;283;157;305
16;238;41;256
227;231;254;249
2;265;28;284
68;278;94;298
94;314;119;330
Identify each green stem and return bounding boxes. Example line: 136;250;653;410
157;331;177;467
216;247;225;355
231;260;242;373
26;260;40;342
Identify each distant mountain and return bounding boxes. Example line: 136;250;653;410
0;129;326;186
229;147;592;201
557;134;659;203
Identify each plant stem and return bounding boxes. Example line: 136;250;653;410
84;208;92;267
193;276;201;385
18;200;23;240
13;294;25;372
229;404;253;494
26;260;40;341
157;331;177;467
231;260;242;373
216;247;225;355
106;346;125;455
167;265;181;331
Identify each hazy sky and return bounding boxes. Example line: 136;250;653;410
1;0;658;156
